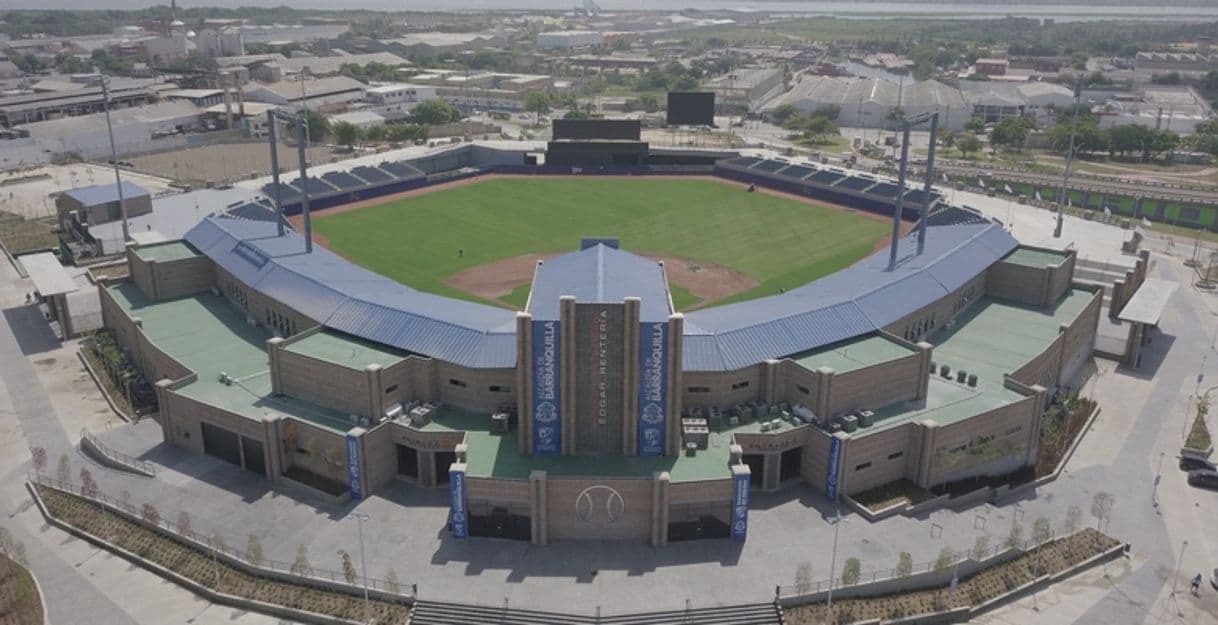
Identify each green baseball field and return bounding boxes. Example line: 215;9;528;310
312;177;890;310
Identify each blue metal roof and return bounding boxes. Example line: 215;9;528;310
683;222;1017;371
63;181;149;206
182;210;1014;373
184;216;517;368
527;244;672;322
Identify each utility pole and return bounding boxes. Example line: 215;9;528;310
917;112;939;255
1054;73;1084;239
353;512;371;624
100;74;130;243
825;507;842;625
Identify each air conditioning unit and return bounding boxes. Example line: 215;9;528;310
956;369;967;383
967;374;979;388
858;410;875;427
940;365;951;378
384;403;404;420
841;414;858;432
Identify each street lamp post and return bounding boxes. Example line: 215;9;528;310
825;507;842;625
353;512;371;624
99;74;130;243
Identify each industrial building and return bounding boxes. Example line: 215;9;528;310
704;68;785;113
98;145;1099;546
536;31;604;50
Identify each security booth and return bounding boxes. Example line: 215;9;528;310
21;251;80;338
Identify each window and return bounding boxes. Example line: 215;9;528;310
384;384;399;395
687;386;710;393
887;451;904;461
731;380;750;390
797;385;811;395
489;385;511;393
1005;425;1023;436
855;462;872;471
448;378;467;388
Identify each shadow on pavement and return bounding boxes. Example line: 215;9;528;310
3;304;62;355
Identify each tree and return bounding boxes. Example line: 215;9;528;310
1065;505;1082;534
340;550;358;584
291;543;313;576
385;568;401;594
54;51;89;74
563;109;590;120
991;117;1032;151
934;547;955;572
524;91;551;124
119;490;133;514
1032;517;1053;546
971;534;990;561
56;454;70;484
1005;522;1024;549
79;468;99;499
245;534;264;566
939;131;958;149
141;502;160;527
770;103;798;125
794;562;813;594
293;110;329;143
332;121;360;148
409;99;461;125
1070;50;1089;70
384;123;428;143
1150;71;1182;85
964;116;986;134
176;511;192;538
29;447;46;476
841;557;861;586
957;132;982;158
896;552;913;577
210;530;228;554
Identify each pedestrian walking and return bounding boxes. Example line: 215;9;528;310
1192;573;1202;596
458;248;463;259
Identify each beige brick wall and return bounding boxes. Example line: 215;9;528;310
773;361;821;407
281;417;349;484
153;256;215;301
127;248;155;300
100;283;193;384
545;477;654;542
363;422;399;492
800;428;833;490
380;356;438;406
682;364;763;409
987;260;1049;307
924;397;1035;487
839;422;918;495
215;266;318;337
1057;289;1102;385
435;361;517;413
1012;333;1063;391
277;350;373;419
160;390;272;474
827;353;923;416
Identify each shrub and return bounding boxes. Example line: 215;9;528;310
795;561;813;594
897;552;913;577
841;557;861;586
935;547;955;572
972;534;990;561
1005;523;1024;549
291;544;312;576
340;550;357;584
245;535;264;566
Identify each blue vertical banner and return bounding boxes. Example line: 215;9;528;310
449;467;467;538
731;468;750;542
826;435;843;501
531;320;561;455
637;321;668;456
345;433;362;500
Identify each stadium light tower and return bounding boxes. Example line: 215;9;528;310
266;109;313;252
889;111;940;271
99;73;130;244
1054;74;1085;239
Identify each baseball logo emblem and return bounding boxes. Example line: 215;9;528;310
575;485;624;527
536;401;558;423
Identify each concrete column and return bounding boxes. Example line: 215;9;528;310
652;471;670;547
623;297;641;456
516;312;534;455
57;294;75;338
667;313;685;457
1025;384;1048;464
154;378;175;445
915;342;933;400
365;363;383;421
1041;264;1054;307
914;419;939;489
261;413;284;482
266;337;285;395
1055;323;1070;387
346;426;369;500
1125;322;1144;368
1110;279;1125;319
816;367;835;420
761;359;779;404
559;296;577;456
762;453;780;491
530;470;547;546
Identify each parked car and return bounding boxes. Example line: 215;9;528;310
1212;568;1218;590
1187;469;1218;490
1180;457;1217;472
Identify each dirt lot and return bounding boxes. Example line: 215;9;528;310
124;142;353;186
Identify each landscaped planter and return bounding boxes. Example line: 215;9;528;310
1180;445;1213;461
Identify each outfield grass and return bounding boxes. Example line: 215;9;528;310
314;178;889;310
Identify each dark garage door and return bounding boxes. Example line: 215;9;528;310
742;453;764;487
241;436;266;476
201;422;242;467
397;444;419;479
780;447;802;482
434;451;457;485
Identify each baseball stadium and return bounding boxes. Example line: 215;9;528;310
96;124;1106;545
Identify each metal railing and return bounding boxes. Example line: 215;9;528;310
30;473;415;600
79;428;155;477
775;519;1077;599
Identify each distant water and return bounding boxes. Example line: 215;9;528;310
18;0;1218;21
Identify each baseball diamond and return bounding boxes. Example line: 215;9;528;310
97;144;1103;547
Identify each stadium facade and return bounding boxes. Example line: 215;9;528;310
99;146;1102;545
